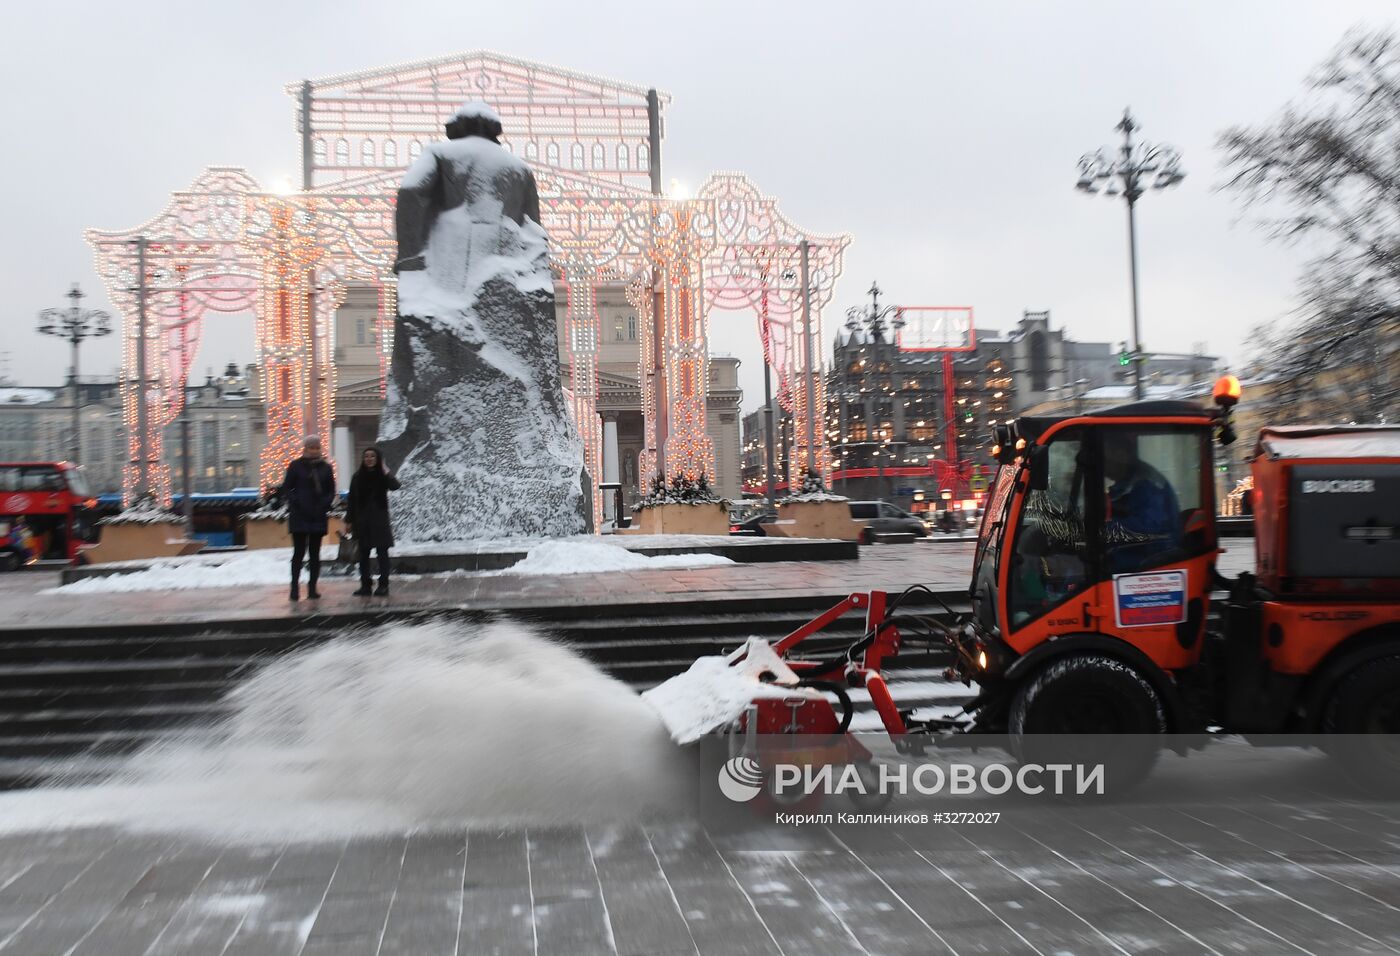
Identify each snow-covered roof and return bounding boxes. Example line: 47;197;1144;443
1080;383;1199;401
0;388;56;405
1257;425;1400;460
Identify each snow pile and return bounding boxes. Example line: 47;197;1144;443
0;621;687;839
100;494;183;526
498;539;732;576
45;546;335;594
395;533;739;555
43;539;731;593
642;638;825;744
0;387;56;405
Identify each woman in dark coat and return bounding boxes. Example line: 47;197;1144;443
348;447;401;596
278;435;336;601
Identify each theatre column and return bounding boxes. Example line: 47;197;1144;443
602;413;620;522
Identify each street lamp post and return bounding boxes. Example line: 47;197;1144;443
37;284;112;465
1076;108;1185;402
845;282;904;502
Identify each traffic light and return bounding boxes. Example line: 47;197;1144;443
1118;348;1132;367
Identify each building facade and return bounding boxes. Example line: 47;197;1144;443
816;329;1012;507
330;281;745;508
1005;310;1217;413
0;369;267;496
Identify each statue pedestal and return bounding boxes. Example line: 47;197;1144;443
767;500;862;540
623;503;730;536
87;522;204;565
243;516;345;550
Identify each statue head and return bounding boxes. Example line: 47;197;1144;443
446;101;503;143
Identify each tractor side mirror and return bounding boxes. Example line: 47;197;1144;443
1026;445;1050;492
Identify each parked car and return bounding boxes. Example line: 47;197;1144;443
847;501;928;543
730;512;778;536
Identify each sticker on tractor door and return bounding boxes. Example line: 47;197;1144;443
1113;570;1187;627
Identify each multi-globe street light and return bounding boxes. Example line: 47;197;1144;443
1076;108;1185;401
37;284;112;464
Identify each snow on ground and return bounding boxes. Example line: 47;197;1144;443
484;539;732;577
45;538;733;594
393;533;742;556
46;547;338;594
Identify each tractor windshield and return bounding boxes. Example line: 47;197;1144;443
1008;429;1093;630
973;463;1017;576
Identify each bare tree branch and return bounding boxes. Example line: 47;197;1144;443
1219;28;1400;425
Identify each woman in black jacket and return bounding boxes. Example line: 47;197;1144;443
278;435;336;601
348;447;401;596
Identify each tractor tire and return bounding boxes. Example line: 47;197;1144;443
1010;655;1166;796
1322;654;1400;796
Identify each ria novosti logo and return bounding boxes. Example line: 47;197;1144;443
717;757;1106;802
717;756;765;802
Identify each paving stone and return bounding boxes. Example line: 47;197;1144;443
458;831;533;956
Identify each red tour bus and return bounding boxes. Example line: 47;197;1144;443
0;462;98;570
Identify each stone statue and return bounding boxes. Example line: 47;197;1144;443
378;101;591;541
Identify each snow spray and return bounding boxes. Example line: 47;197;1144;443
0;621;689;840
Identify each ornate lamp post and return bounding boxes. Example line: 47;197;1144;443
845;281;904;501
1076;108;1185;401
37;284;112;464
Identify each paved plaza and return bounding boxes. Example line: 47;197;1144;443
3;537;1393;956
0;746;1397;955
0;541;1259;636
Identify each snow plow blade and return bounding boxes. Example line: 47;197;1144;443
641;638;825;744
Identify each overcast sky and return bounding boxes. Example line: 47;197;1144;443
3;1;1396;412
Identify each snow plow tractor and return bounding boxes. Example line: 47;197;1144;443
647;377;1400;794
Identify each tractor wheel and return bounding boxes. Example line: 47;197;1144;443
1010;655;1165;796
1322;654;1400;796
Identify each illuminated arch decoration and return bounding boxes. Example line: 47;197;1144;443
86;168;262;502
698;173;850;477
86;51;850;515
87;171;399;500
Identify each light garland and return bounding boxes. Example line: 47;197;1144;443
85;56;852;520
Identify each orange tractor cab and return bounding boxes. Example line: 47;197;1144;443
685;379;1400;793
952;391;1400;750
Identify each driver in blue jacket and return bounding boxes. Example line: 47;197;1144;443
1102;431;1181;572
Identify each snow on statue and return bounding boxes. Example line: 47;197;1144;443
379;102;592;540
